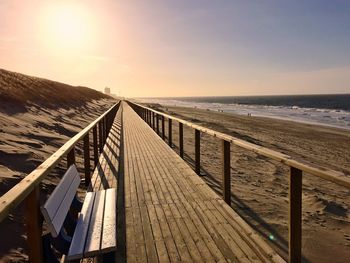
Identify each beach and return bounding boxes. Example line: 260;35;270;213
147;103;350;263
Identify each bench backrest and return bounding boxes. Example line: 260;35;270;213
41;164;81;237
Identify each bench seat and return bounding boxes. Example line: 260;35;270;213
67;188;117;260
41;165;117;262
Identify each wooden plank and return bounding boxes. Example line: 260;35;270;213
195;129;200;175
67;192;96;260
50;173;81;237
101;188;117;253
84;190;106;257
41;165;78;222
289;167;302;263
84;133;91;186
25;186;44;263
222;140;231;205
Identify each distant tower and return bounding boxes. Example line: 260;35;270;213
104;87;111;95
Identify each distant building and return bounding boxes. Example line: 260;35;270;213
104;87;111;94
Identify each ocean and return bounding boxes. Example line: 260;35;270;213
136;94;350;130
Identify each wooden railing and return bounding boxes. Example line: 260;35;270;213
128;101;350;263
0;101;120;262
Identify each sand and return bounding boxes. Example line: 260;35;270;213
0;68;116;262
147;104;350;263
0;99;116;262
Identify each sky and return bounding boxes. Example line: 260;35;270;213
0;0;350;97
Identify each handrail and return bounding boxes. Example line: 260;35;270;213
128;100;350;263
129;101;350;189
0;102;120;223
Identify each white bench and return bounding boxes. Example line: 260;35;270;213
41;165;117;262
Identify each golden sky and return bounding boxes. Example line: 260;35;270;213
1;0;350;97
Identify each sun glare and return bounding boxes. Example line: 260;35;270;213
41;3;96;54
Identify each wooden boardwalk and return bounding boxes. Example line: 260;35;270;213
89;101;284;262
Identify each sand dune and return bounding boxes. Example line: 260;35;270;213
0;69;115;262
0;68;110;114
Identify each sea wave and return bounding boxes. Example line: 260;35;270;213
136;97;350;131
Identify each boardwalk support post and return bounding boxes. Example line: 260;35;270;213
67;147;75;168
289;167;302;263
195;129;200;175
84;133;91;186
149;110;151;126
179;123;184;158
168;119;172;147
156;114;159;134
103;117;107;144
99;121;103;153
162;116;165;140
93;126;98;167
222;140;231;205
25;186;43;263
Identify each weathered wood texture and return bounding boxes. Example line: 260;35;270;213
25;186;44;263
67;188;117;260
289;167;302;263
123;102;284;263
179;122;184;158
195;129;200;175
84;133;91;186
41;165;81;237
222;139;231;205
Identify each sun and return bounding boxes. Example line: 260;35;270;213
41;3;96;54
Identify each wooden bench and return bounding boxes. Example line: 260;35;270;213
41;165;117;262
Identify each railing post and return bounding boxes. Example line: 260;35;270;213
106;116;109;139
195;129;200;175
162;115;165;140
93;126;98;167
222;140;231;205
99;121;103;153
103;117;107;143
156;114;159;134
149;111;152;126
67;147;75;168
25;186;44;263
162;116;165;140
289;167;302;263
179;123;184;158
152;112;155;130
83;133;91;186
168;119;172;147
